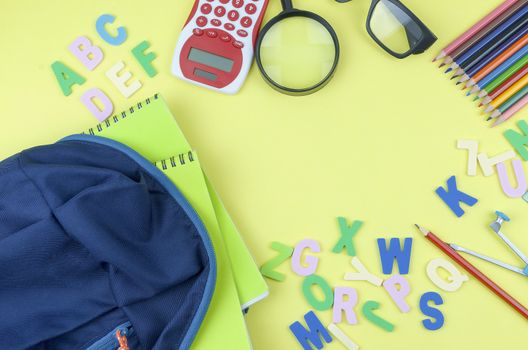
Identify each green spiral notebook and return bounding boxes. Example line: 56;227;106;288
80;93;268;348
154;151;250;349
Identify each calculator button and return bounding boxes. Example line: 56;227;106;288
245;3;257;14
206;29;218;38
196;16;208;27
224;23;235;31
211;19;221;26
232;0;244;8
193;28;204;36
228;10;239;21
214;6;226;17
219;0;229;3
200;3;212;14
220;33;231;42
206;0;214;2
237;29;248;37
240;16;252;27
233;40;244;49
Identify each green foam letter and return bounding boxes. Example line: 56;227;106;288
132;41;157;77
51;61;86;96
302;274;334;311
332;218;363;256
504;120;528;161
260;241;293;282
362;300;394;332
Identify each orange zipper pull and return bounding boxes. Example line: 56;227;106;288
116;329;130;350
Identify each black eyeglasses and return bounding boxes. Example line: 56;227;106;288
337;0;437;59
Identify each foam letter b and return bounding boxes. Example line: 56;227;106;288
68;36;104;71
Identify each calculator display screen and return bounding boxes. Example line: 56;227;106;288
188;48;234;72
194;68;217;81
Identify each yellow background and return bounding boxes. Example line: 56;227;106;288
1;0;527;349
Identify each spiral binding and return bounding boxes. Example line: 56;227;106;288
83;94;159;136
154;151;195;170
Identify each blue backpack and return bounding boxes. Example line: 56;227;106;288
0;135;216;350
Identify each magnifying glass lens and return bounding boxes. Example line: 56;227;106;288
259;16;337;90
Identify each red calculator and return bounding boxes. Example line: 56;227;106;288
172;0;269;94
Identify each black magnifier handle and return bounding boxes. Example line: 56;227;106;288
281;0;294;10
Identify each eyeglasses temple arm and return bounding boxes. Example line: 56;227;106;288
281;0;294;10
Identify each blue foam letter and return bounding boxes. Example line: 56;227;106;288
420;292;445;331
96;14;127;46
435;176;478;217
289;311;333;350
377;238;413;275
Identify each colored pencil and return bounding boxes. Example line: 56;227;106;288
415;225;528;321
453;23;528;81
468;51;528;95
480;64;528;102
489;84;528;119
493;94;528;125
451;17;528;78
440;0;527;67
483;74;528;111
459;28;528;85
434;0;519;62
465;38;528;88
445;3;528;72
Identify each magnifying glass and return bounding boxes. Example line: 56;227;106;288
255;0;340;95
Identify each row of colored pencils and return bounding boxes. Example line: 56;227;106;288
435;0;528;127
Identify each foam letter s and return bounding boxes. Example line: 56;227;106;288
420;292;445;331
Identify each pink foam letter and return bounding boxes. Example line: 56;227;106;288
80;88;113;122
333;287;358;325
383;275;411;313
291;239;320;277
496;159;528;198
68;36;104;71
